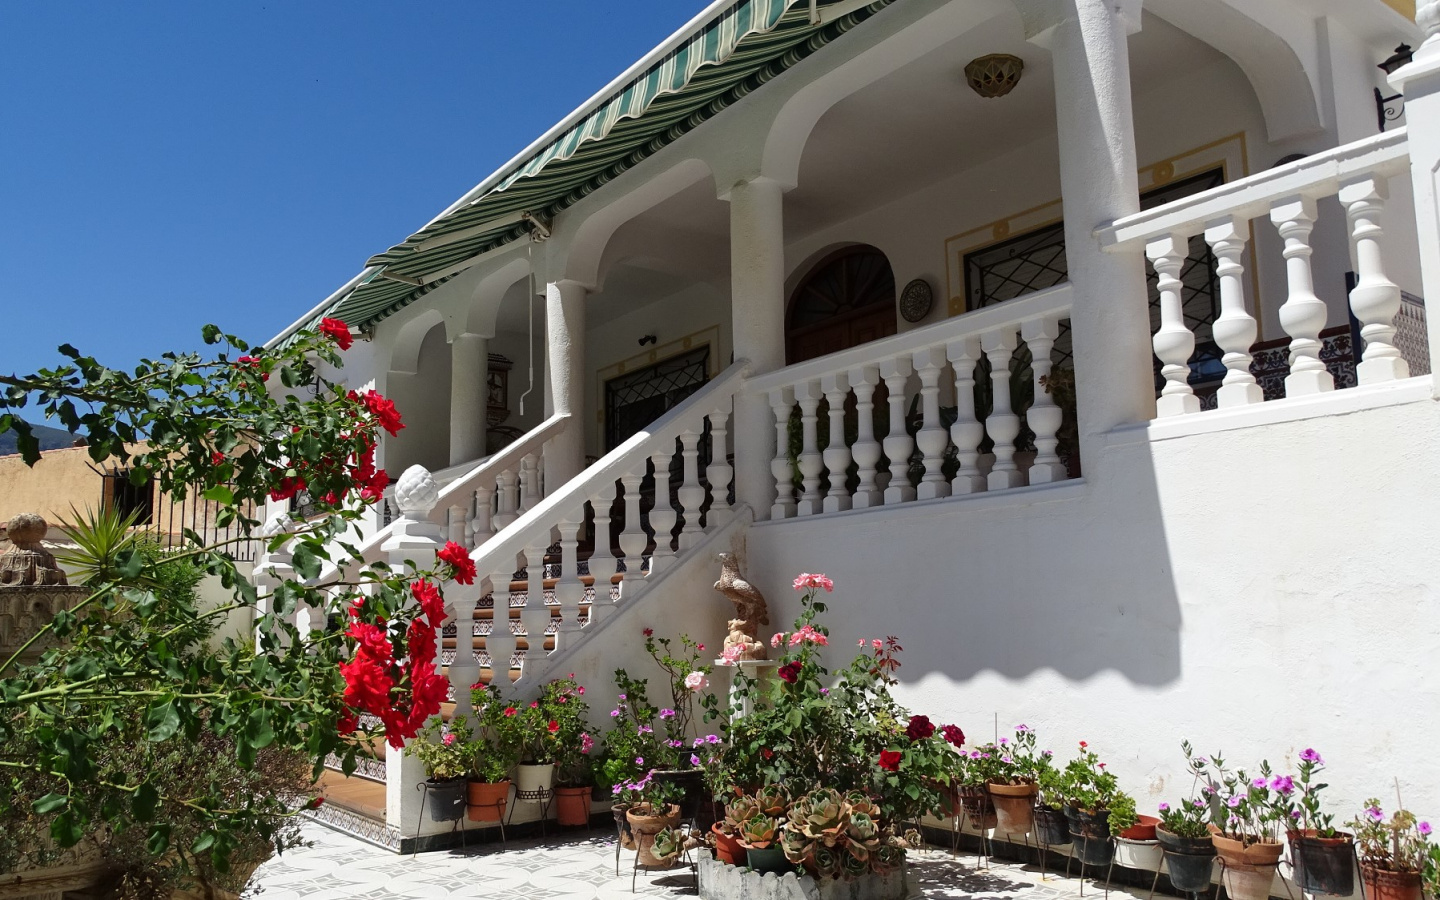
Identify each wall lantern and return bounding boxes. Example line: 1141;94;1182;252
1375;44;1414;131
964;54;1024;99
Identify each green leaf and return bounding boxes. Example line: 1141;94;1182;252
192;831;216;854
34;793;69;815
245;708;275;749
63;656;101;681
116;548;145;580
132;782;160;821
202;324;222;344
146;823;171;856
145;698;181;742
51;812;83;847
291;544;321;581
203;484;234;504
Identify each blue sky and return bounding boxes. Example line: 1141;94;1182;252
0;1;701;381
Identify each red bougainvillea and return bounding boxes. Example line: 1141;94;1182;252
437;541;476;585
319;317;354;350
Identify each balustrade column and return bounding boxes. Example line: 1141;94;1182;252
706;406;734;524
1147;234;1201;415
519;544;549;680
447;504;467;547
982;330;1023;490
617;470;648;588
1020;318;1067;483
794;382;825;516
554;517;585;641
676;429;706;548
847;366;882;508
946;337;986;495
1270;197;1334;396
447;594;479;720
1205;217;1263;408
486;571;517;687
448;332;488;466
879;358;915;505
768;388;797;519
493;468;520;530
468;485;495;547
517;452;540;514
820;373;852;512
1340;176;1409;384
912;347;950;501
587;481;619;624
647;449;678;572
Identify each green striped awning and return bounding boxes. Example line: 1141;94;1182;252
286;0;893;342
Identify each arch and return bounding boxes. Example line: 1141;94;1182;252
386;306;445;376
785;245;897;364
454;255;533;340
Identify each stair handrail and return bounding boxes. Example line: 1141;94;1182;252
468;360;751;577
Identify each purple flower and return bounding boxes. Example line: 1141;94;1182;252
635;756;644;766
1002;755;1013;764
1042;749;1054;757
1418;822;1432;836
1299;748;1323;765
1228;796;1243;808
820;688;829;696
659;708;676;719
999;738;1009;745
1193;756;1208;765
705;734;720;745
1193;799;1206;809
1290;811;1302;820
667;739;683;748
970;751;981;759
1270;775;1295;795
1017;724;1032;733
1252;778;1268;790
1228;815;1242;827
691;754;701;766
617;693;627;701
1159;803;1170;812
1367;806;1384;823
638;725;653;734
609;709;620;717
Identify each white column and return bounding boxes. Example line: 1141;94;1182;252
1340;177;1409;384
1389;17;1440;396
486;571;517;689
912;347;950;501
1021;317;1067;483
1270;197;1334;396
1147;234;1200;416
587;481;618;623
820;373;852;513
794;381;824;516
448;332;489;466
468;485;494;547
544;279;587;488
982;330;1023;490
493;468;520;530
647;448;678;571
447;594;479;721
617;469;648;589
676;429;706;548
946;337;986;495
847;366;883;508
705;406;734;524
554;516;585;641
768;388;797;519
726;177;787;517
879;358;915;505
518;543;549;682
1031;0;1155;443
1204;217;1262;408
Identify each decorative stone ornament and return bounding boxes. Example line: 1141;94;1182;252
394;464;440;517
964;54;1023;99
0;513;66;586
714;552;769;660
899;278;933;323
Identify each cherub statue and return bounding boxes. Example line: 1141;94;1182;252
714;552;769;661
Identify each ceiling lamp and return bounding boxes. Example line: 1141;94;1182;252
965;54;1024;99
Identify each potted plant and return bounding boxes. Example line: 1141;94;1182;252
988;724;1041;835
1193;750;1286;900
649;826;687;869
469;686;520;823
1284;749;1356;896
622;774;684;867
599;688;662;848
958;745;1001;831
1110;793;1163;872
713;793;759;865
538;675;596;827
1060;741;1119;867
410;717;471;822
1157;798;1217;893
738;813;787;874
626;630;722;827
1348;799;1433;900
1034;748;1071;846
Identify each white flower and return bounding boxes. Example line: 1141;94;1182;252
684;671;708;691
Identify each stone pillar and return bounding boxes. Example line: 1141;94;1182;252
448;332;488;466
544;279;587;488
1028;0;1155;452
725;176;787;517
1387;9;1440;397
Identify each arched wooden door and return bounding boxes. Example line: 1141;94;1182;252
785;246;897;365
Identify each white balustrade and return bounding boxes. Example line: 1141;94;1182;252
848;365;883;508
794;382;824;517
981;328;1023;491
946;337;986;495
821;373;853;512
1271;196;1333;396
1147;233;1200;417
706;405;734;522
878;357;915;506
1020;318;1067;484
1341;176;1410;383
912;346;951;501
647;448;678;572
676;429;706;548
1204;216;1263;408
767;387;797;519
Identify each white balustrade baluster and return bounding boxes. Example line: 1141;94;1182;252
1205;217;1263;407
447;504;466;547
768;388;797;519
469;485;494;547
517;452;539;515
912;347;951;500
946;336;986;494
676;429;706;549
1021;317;1067;483
879;358;915;505
1270;197;1334;395
485;571;516;686
820;373;852;512
554;516;585;642
447;593;479;718
617;470;647;589
647;448;678;572
706;407;733;525
519;544;549;679
587;482;618;624
1147;233;1201;415
847;365;882;508
982;328;1024;490
794;381;825;516
1340;176;1410;383
493;468;520;530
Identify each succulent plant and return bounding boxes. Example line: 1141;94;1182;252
794;787;849;845
874;843;906;873
841;847;871;878
739;814;778;849
846;791;881;819
812;843;844;878
754;784;788;816
847;811;879;845
780;826;814;868
723;795;760;833
652;826;684;861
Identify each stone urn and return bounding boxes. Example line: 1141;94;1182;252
0;514;90;665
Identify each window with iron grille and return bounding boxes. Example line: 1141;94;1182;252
604;347;711;451
105;470;154;525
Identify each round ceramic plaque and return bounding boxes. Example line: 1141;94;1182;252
899;278;933;323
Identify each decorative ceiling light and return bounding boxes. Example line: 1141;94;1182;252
964;54;1024;99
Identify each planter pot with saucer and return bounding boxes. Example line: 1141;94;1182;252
1156;828;1215;895
465;779;509;823
1065;807;1115;867
1360;866;1423;900
1213;835;1283;900
1034;805;1071;845
514;762;556;795
711;824;745;866
626;803;682;867
554;785;592;826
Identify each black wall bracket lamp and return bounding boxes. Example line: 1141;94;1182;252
1376;44;1415;132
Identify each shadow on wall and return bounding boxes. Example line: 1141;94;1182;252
740;435;1182;688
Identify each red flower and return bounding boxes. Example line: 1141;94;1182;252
337;712;359;736
268;474;306;502
437;541;476;585
362;389;404;436
778;661;803;683
210;451;225;466
547;720;560;734
941;724;966;748
319;317;353;350
360;469;389;504
504;707;517;717
236;355;270;382
1079;741;1088;748
643;628;654;637
905;715;935;741
410;579;446;627
307;796;325;809
761;747;774;760
529;701;539;708
878;750;902;772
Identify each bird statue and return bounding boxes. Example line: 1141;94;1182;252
714;551;770;661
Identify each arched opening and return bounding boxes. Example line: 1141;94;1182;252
785;245;897;365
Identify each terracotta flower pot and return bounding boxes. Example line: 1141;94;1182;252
1120;814;1160;841
712;823;745;866
988;782;1037;835
1212;834;1284;867
1034;805;1071;845
959;785;998;830
626;803;682;867
465;779;509;823
1211;836;1282;900
1289;830;1355;897
554;785;591;827
1360;865;1423;900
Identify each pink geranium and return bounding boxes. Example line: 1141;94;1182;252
792;572;835;593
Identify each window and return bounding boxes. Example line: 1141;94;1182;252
105;469;154;525
604;347;711;452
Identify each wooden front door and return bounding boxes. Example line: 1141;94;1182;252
786;246;897;365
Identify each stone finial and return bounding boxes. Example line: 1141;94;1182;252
1421;1;1440;44
714;552;769;661
394;465;439;517
0;514;68;586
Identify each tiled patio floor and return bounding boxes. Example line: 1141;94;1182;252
249;822;1163;900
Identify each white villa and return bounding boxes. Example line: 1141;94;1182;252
261;0;1440;852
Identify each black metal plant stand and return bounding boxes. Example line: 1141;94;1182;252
413;781;467;858
506;785;555;839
